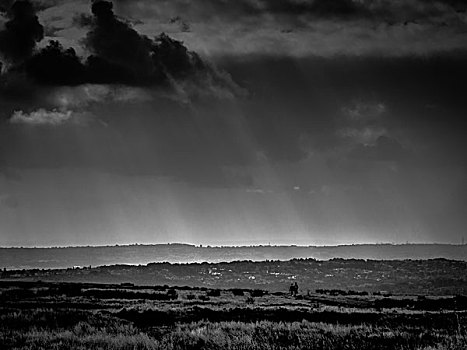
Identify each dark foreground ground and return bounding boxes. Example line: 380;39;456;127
1;280;466;350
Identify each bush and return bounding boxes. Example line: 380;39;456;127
166;289;178;300
231;289;244;296
250;289;266;297
207;289;221;297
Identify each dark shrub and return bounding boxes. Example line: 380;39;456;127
232;289;244;296
166;289;178;300
207;289;221;297
250;289;266;297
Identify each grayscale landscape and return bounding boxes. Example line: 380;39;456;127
1;0;467;349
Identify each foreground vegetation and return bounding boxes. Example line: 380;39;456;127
2;312;466;350
1;280;466;349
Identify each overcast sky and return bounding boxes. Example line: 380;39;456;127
1;0;466;246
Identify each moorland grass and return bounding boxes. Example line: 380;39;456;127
1;282;466;350
1;308;466;350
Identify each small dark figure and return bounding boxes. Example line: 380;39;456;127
289;283;294;296
294;282;299;296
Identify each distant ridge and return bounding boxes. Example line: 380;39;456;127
1;243;466;270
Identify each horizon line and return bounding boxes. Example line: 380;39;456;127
0;242;465;249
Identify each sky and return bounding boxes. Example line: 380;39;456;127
0;0;466;247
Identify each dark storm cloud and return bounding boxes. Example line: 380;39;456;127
0;1;466;245
114;0;465;23
266;0;365;17
1;0;466;183
83;0;158;85
98;0;467;57
0;0;44;63
2;47;467;174
25;40;85;85
0;1;15;13
213;0;366;18
0;0;237;91
82;1;215;85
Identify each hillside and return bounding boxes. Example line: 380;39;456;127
3;258;467;295
1;243;467;269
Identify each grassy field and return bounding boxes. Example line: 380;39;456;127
1;280;466;349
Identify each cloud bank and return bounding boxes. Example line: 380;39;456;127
10;108;73;125
101;0;467;57
0;0;44;65
0;0;239;121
